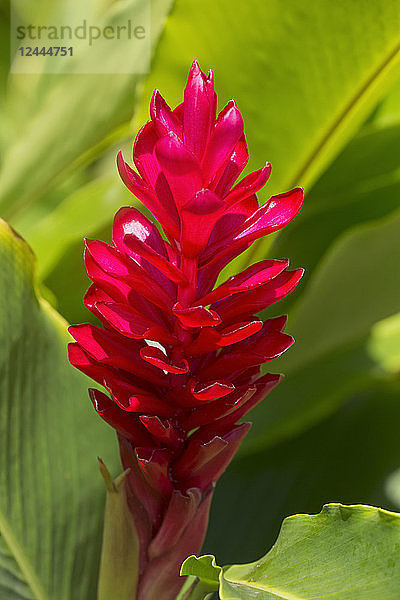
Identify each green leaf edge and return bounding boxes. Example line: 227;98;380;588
288;38;400;190
0;219;52;600
187;503;400;600
181;554;222;590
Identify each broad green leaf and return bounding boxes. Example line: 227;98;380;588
31;175;148;324
0;0;173;220
367;312;400;374
386;468;400;511
218;504;400;600
19;166;154;324
136;0;400;196
373;79;400;127
273;122;400;282
283;210;400;374
0;218;118;599
242;207;400;453
0;2;9;101
204;380;400;565
19;174;133;280
258;120;400;329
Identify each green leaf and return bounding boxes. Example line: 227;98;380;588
243;121;400;452
284;209;400;374
19;174;134;281
179;556;220;600
179;556;221;600
0;219;118;599
243;207;400;453
181;556;221;590
0;0;173;220
204;379;400;565
373;79;400;127
273;122;400;282
137;0;400;195
218;504;400;600
367;312;400;374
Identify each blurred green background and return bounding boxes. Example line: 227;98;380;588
1;0;400;598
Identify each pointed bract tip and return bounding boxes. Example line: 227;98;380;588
98;457;116;492
293;186;305;203
151;88;159;104
116;151;128;177
188;59;209;83
89;388;100;411
98;457;131;493
150;88;162;120
116;150;127;172
83;237;93;251
89;388;113;414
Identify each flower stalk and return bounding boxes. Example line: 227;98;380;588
69;60;304;600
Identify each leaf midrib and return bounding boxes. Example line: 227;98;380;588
288;37;400;189
0;504;48;600
224;578;304;600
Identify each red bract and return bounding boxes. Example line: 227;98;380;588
69;61;304;600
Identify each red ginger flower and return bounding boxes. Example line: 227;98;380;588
68;61;304;600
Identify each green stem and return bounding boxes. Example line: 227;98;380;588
180;578;216;600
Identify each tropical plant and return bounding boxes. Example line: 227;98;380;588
1;0;400;598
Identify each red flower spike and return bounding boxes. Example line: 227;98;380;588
89;388;153;446
151;89;183;138
213;133;248;196
196;373;283;439
85;238;174;311
202;100;244;185
104;379;175;417
119;435;166;531
137;488;214;600
139;416;183;450
224;162;272;207
135;447;173;497
183;61;215;161
196;258;289;305
190;379;235;402
140;346;189;374
180;189;226;257
178;423;251;492
181;386;257;431
95;302;176;345
116;151;180;239
69;61;304;600
148;488;202;559
155;132;203;211
213;268;304;322
217;319;264;346
112;205;186;285
172;302;221;328
173;435;229;482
